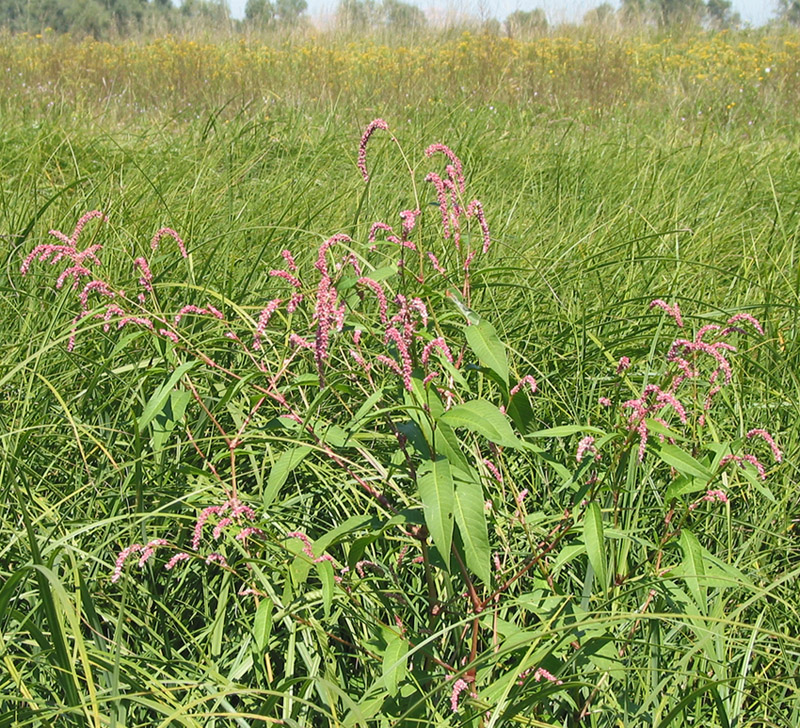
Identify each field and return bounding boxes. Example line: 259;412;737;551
1;26;800;727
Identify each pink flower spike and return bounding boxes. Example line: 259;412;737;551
425;172;452;239
357;277;389;324
151;227;187;258
741;453;767;480
289;333;314;350
133;257;154;300
516;489;529;505
399;208;421;239
510;375;537;396
450;678;469;713
55;265;92;290
533;667;563;684
598;396;612;407
466;200;491;254
269;269;302;288
649;300;684;328
79;280;115;311
159;329;179;343
111;544;142;582
384;327;413;391
427;252;446;275
483;459;503;483
281;249;298;271
695;324;721;343
192;505;222;550
287;531;315;560
236;527;265;543
165;552;191;570
205;553;228;567
358;119;390;183
425;143;465;194
727;312;764;336
422;337;454;365
616;356;631;374
253;298;282;350
703;489;728;504
746;429;782;463
137;538;169;567
213;517;234;540
576;436;598;463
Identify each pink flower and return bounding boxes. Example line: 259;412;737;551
510;375;537;396
427;252;446;275
111;544;142;582
281;249;298;271
253;298;282;350
598;396;612;407
576;435;598;463
399;208;421;240
466;200;491;254
425;172;452;240
426;143;465;194
450;678;469;713
159;329;179;343
616;356;631;374
137;538;169;567
55;265;92;290
79;280;115;311
650;299;684;328
133;257;153;302
356;277;389;324
165;552;191;570
357;118;390;182
746;428;782;463
269;269;302;288
384;327;413;391
151;227;187;258
422;337;454;365
727;312;764;336
483;459;503;483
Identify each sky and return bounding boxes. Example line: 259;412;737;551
226;0;775;26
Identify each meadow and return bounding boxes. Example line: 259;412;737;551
1;25;799;727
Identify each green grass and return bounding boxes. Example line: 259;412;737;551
1;28;800;728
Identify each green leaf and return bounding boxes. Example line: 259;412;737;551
317;559;335;618
381;634;408;697
418;460;455;569
439;399;522;449
584;502;607;591
528;425;605;438
657;444;713;481
679;529;706;610
465;319;509;386
264;445;313;508
253;598;273;652
454;479;491;584
138;360;197;431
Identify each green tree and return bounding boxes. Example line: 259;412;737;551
583;2;615;25
706;0;740;27
504;8;547;37
777;0;800;25
381;0;425;30
245;0;274;25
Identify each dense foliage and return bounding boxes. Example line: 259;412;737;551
1;25;799;728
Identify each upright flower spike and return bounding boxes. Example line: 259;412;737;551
357;118;389;183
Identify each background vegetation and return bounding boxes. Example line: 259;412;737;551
1;18;799;728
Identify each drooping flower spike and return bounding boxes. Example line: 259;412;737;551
357;118;390;183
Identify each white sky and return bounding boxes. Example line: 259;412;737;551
226;0;775;26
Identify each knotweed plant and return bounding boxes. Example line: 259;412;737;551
17;121;783;726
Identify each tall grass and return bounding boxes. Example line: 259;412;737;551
1;26;799;728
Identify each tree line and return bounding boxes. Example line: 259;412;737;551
0;0;796;39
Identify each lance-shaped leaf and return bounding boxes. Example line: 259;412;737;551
418;459;455;569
